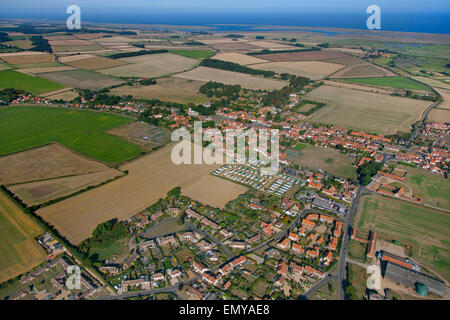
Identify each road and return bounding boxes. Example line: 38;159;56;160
336;185;363;300
184;220;234;259
407;99;441;147
302;274;338;300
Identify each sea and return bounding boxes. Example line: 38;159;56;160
1;11;449;34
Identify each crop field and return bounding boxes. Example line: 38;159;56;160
37;143;248;244
427;108;450;123
343;76;431;91
0;106;143;165
98;53;199;78
331;64;396;78
0;70;65;94
62;56;128;70
0;143;112;185
288;144;356;179
0;63;10;71
412;76;450;90
16;66;76;75
323;80;395;95
41;88;79;101
8;168;123;206
212;52;268;65
357;194;450;282
38;69;124;90
0;52;55;65
209;42;260;51
432;88;450;109
110;77;209;104
322;56;366;65
399;165;450;210
0;191;46;283
251;41;296;50
58;54;97;63
48;39;93;46
306;85;432;135
173;66;288;90
169;50;215;59
248;61;345;80
254;50;348;62
51;45;104;53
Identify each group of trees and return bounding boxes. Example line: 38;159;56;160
247;47;321;56
357;160;383;186
199;81;241;99
0;88;24;105
109;49;168;59
200;59;276;78
0;32;11;43
29;35;52;53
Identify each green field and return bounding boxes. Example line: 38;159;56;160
357;194;450;281
289;144;356;180
169;50;215;59
0;70;65;94
89;238;129;261
400;165;450;210
0;106;143;165
344;76;430;91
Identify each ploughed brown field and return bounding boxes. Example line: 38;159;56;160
253;50;348;62
37;143;248;244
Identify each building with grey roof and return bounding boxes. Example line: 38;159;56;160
383;262;447;297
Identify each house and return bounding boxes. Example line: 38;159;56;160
328;237;338;251
277;238;291;250
290;262;304;275
274;275;285;287
202;272;220;286
288;232;299;242
322;251;333;266
302;219;315;229
306;249;319;259
320;214;334;224
152;273;165;282
168;269;182;279
333;221;343;237
291;242;305;255
277;262;288;277
192;261;208;274
367;231;377;258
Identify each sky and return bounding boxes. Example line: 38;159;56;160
1;0;449;14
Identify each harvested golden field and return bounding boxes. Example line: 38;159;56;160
0;144;110;185
412;76;450;90
58;54;97;63
52;45;104;53
433;87;450;109
248;61;345;80
209;42;260;52
0;52;55;65
306;85;432;135
251;41;296;50
48;39;93;46
182;174;248;208
174;66;288;90
323;80;395;95
427;108;450;123
41;88;79;101
322;56;366;66
63;56;128;70
16;66;76;75
94;36;136;44
98;53;199;78
212;52;268;66
0;191;46;283
8;168;123;206
37;143;247;244
331;63;395;78
110;77;209;104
